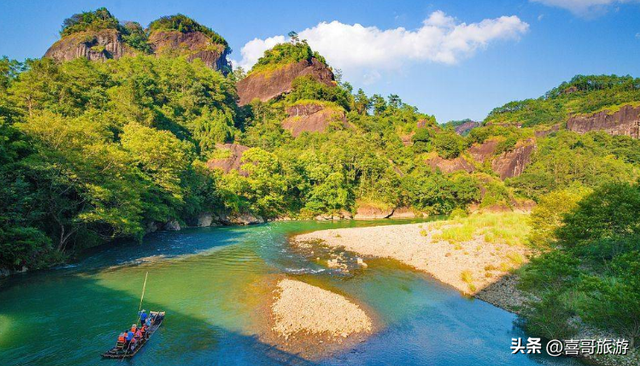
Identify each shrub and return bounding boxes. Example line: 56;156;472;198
518;292;577;340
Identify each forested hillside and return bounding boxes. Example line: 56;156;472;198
0;8;638;275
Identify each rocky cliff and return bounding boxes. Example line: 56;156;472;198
45;28;229;72
566;104;640;139
282;103;348;137
469;139;498;164
148;30;229;72
491;138;536;180
44;29;134;62
454;120;480;135
236;58;335;105
426;156;475;174
206;143;249;176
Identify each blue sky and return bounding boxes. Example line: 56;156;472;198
1;0;639;123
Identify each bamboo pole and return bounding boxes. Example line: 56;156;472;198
138;271;149;312
121;271;149;361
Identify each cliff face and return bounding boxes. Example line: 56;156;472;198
491;138;536;180
454;121;480;135
469;139;498;163
45;29;229;72
282;103;347;137
148;30;229;72
236;58;335;106
44;29;133;62
206;143;249;176
567;104;640;139
426;156;475;174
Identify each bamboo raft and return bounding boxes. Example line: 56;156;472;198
101;311;165;359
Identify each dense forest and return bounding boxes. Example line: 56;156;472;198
0;12;638;337
0;8;639;359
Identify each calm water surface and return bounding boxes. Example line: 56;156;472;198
0;220;582;366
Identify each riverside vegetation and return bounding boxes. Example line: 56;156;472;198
0;7;639;359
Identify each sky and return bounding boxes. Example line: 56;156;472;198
1;0;639;123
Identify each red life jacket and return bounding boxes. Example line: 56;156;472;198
117;334;126;342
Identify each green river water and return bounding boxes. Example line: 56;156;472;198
0;220;582;366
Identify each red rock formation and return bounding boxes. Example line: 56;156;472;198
534;124;560;137
45;29;229;72
206;143;249;176
44;29;133;62
566;104;640;139
148;30;229;72
400;134;414;146
469;139;498;163
426;156;475;174
491;138;536;179
454;121;480;135
282;103;347;137
236;58;335;105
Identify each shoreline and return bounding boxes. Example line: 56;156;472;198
292;218;532;311
291;217;639;366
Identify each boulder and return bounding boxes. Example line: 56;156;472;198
314;211;353;221
491;138;536;180
567;104;640;139
220;213;264;225
44;29;133;62
236;58;335;105
145;221;161;233
206;143;250;176
389;207;417;219
282;103;348;137
164;219;181;231
196;213;214;227
426;156;475;174
353;201;394;220
148;30;229;72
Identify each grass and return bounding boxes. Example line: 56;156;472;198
507;252;525;265
432;212;531;247
460;270;476;292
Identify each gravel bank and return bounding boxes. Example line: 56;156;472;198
294;221;530;300
271;279;372;339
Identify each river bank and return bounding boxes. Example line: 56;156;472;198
293;213;532;309
291;213;639;366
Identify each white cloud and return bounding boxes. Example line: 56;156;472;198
531;0;639;16
234;11;529;81
232;35;286;71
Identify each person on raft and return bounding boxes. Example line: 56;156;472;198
139;309;148;326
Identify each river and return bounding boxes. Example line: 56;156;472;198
0;220;582;366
